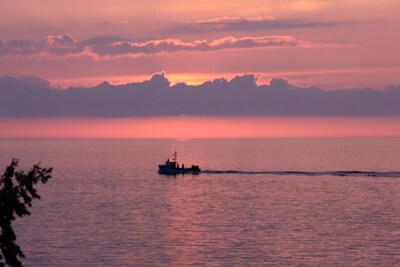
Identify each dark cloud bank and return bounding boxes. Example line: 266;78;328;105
1;73;399;117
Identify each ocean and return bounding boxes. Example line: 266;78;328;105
1;138;399;266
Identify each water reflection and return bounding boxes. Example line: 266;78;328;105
1;139;399;266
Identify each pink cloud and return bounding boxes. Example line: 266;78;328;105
46;34;77;48
193;16;275;24
170;16;350;35
0;34;80;57
0;34;354;59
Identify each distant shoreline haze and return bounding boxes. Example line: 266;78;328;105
1;73;400;117
1;116;400;139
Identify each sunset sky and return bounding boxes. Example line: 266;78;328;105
1;0;400;138
1;0;399;89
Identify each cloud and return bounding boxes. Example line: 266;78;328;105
0;34;353;59
90;36;329;56
0;74;399;117
46;34;77;47
170;16;347;34
0;39;38;56
0;34;80;56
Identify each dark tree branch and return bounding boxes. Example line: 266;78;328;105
0;159;52;267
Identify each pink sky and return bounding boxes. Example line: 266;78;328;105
1;0;400;89
1;1;400;138
1;117;400;139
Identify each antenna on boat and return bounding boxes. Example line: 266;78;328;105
172;151;177;162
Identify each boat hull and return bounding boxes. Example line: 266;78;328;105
158;165;201;175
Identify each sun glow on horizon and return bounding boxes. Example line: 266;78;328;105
47;67;400;90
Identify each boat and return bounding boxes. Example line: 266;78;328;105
158;152;201;175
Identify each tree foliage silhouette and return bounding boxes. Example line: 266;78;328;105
0;159;52;267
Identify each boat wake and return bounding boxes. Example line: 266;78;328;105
201;170;400;178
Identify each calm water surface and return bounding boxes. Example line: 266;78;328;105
0;138;399;266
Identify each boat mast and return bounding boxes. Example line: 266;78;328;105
172;151;177;162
